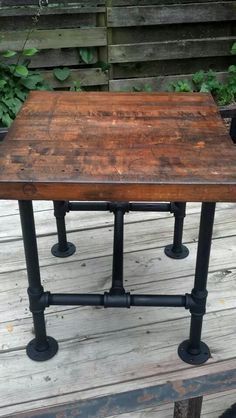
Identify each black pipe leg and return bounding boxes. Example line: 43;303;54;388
110;204;126;295
51;201;76;258
165;202;189;259
178;202;216;365
19;200;58;361
230;117;236;143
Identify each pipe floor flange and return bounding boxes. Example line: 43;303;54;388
51;242;76;258
164;244;189;259
178;339;211;365
26;336;59;361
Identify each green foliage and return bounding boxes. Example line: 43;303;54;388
231;42;236;55
0;49;50;127
79;47;95;64
168;66;236;106
70;81;82;92
132;84;152;92
1;50;17;58
53;67;71;82
169;80;192;92
22;48;39;57
0;47;84;127
97;60;111;72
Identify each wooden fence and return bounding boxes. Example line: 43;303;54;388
0;0;235;92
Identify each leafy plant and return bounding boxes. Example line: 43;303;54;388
132;84;152;92
70;81;83;92
0;48;51;127
231;42;236;55
167;65;236;106
169;79;192;93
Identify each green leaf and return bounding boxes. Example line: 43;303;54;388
228;65;236;74
15;89;27;101
23;48;39;57
79;47;95;64
2;97;22;114
192;70;205;87
231;42;236;55
1;113;13;127
21;73;43;89
199;83;210;93
2;50;17;58
53;67;71;81
14;65;29;77
0;80;7;89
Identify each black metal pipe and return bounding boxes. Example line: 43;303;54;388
51;201;76;257
172;202;186;251
230;117;236;143
68;202;110;211
67;201;173;213
48;293;187;308
18;201;50;352
130;294;186;307
111;207;125;294
54;201;69;252
129;203;172;212
189;202;216;352
194;202;216;292
18;201;43;292
49;293;104;306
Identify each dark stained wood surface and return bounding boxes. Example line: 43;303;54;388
0;91;235;202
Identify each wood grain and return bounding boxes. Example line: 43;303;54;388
107;3;236;27
0;91;235;201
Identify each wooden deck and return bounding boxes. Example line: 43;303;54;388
0;200;236;417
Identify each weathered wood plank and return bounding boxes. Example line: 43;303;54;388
0;28;107;51
111;22;234;45
109;37;236;63
27;48;98;68
0;5;105;16
42;68;108;88
0;14;97;30
109;389;236;418
109;72;227;91
1;251;235;325
0;0;105;6
112;0;234;4
112;57;235;80
0;205;235;272
0;310;235;416
0;199;235;416
107;2;236;27
0;201;233;241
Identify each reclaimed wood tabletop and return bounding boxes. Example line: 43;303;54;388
0;91;235;202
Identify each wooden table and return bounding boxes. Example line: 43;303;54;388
0;91;236;417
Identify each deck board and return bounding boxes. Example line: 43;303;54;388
0;201;235;417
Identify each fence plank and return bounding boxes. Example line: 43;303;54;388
109;37;236;63
107;2;236;27
42;68;108;88
0;14;97;30
0;28;107;51
112;57;235;80
109;71;227;91
112;0;234;5
0;5;105;16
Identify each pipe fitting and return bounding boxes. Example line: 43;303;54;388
104;292;131;308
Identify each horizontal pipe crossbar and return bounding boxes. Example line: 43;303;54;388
68;202;174;213
46;292;189;309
